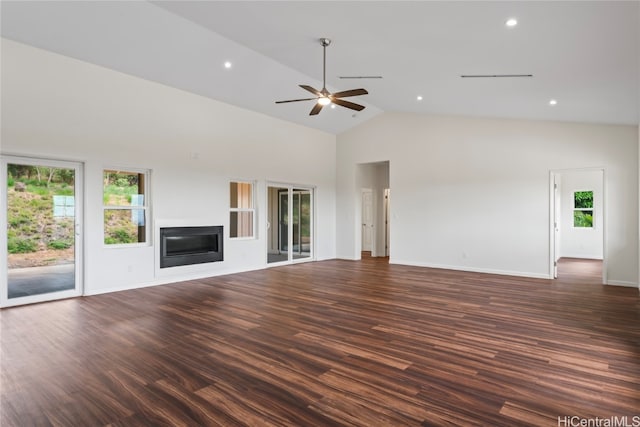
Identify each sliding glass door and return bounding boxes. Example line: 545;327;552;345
1;156;83;307
291;190;311;259
267;184;313;265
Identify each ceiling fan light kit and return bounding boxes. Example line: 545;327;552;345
275;38;368;116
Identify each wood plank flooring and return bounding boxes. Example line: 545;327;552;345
1;257;639;426
557;257;603;285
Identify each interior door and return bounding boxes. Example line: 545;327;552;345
553;175;560;278
361;189;373;251
1;156;83;307
384;188;390;257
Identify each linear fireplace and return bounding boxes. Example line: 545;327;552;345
160;226;223;268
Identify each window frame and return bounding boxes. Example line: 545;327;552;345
229;180;256;240
102;167;151;248
572;190;594;229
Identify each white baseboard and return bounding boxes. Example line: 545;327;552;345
559;254;603;260
389;259;551;280
82;259;638;297
85;279;165;296
606;280;639;288
84;264;266;297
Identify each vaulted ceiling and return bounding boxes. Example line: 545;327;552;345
2;1;638;134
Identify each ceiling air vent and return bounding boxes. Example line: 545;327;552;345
460;74;533;78
338;76;383;79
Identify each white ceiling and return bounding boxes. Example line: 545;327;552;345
2;1;639;134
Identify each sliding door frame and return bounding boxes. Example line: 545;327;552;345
1;155;84;307
266;182;315;266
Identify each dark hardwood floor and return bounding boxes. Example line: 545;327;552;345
1;257;638;426
557;257;603;285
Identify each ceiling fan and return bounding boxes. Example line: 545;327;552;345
275;38;368;116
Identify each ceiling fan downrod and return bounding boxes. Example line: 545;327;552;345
320;38;331;94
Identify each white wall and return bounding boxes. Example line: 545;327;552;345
1;39;337;295
337;113;638;286
558;170;603;259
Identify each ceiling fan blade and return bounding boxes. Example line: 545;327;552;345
309;103;324;115
332;88;368;98
275;97;318;104
332;98;366;111
300;85;322;96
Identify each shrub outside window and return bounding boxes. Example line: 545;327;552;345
230;181;255;239
573;190;594;228
103;169;149;245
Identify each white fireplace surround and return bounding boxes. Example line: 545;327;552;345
154;220;225;279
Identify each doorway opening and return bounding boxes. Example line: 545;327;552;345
356;161;390;261
384;188;390;257
1;156;83;307
550;169;605;284
266;184;314;265
556;258;603;285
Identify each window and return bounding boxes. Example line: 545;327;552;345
230;181;255;238
103;169;149;245
573;190;594;228
53;195;75;218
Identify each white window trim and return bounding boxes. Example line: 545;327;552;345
103;167;151;248
230;180;256;240
572;190;594;229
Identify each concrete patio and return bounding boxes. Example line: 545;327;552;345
8;264;75;299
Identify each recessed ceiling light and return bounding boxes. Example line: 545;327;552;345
417;96;423;101
549;99;558;106
330;104;336;109
505;18;518;27
224;61;232;69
